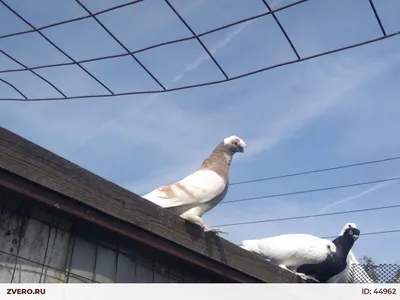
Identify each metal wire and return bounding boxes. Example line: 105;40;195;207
163;0;229;79
348;264;400;283
74;0;165;90
0;0;397;101
0;0;114;97
261;0;300;59
230;155;400;186
321;229;400;240
0;48;67;97
222;176;400;204
368;0;386;36
214;204;400;228
0;77;27;99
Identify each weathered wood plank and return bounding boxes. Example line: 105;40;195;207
0;126;302;283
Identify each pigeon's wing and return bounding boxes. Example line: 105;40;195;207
142;169;226;208
241;234;323;266
240;236;296;264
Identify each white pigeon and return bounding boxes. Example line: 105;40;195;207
240;233;337;281
327;223;374;283
142;135;247;234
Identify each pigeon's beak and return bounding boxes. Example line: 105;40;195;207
238;143;247;153
352;228;360;240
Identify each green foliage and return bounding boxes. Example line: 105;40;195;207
359;256;379;282
359;256;400;283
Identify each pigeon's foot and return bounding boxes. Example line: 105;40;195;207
204;225;228;235
278;264;290;271
181;214;228;235
278;266;318;282
181;214;205;226
295;272;319;282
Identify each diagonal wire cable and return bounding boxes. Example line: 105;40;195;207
222;177;400;204
0;0;309;74
321;229;400;239
0;78;27;99
1;28;399;102
261;0;300;59
0;49;66;97
163;0;229;79
0;0;145;40
0;0;114;95
213;204;400;227
74;0;165;90
368;0;386;36
230;155;400;186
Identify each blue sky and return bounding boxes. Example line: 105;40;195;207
1;0;400;265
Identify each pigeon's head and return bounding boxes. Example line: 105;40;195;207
326;241;337;256
340;222;358;236
223;135;247;154
342;223;360;241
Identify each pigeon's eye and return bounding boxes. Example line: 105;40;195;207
349;230;353;235
327;245;331;249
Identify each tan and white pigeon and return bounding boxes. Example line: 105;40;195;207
142;135;247;235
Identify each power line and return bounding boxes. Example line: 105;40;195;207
222;176;400;204
230;156;400;186
214;204;400;227
321;229;400;240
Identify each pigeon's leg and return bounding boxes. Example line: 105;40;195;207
279;264;290;270
278;265;318;282
181;214;227;235
181;214;206;228
294;272;319;282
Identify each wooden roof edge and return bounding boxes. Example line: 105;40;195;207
0;126;305;283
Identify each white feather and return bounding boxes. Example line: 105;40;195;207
142;169;226;216
327;223;374;283
223;135;247;148
240;234;336;269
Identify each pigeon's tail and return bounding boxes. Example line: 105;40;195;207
239;240;260;253
238;243;247;250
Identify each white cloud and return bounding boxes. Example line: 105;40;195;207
317;179;399;214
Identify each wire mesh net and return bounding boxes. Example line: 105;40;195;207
348;264;400;284
0;0;399;101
